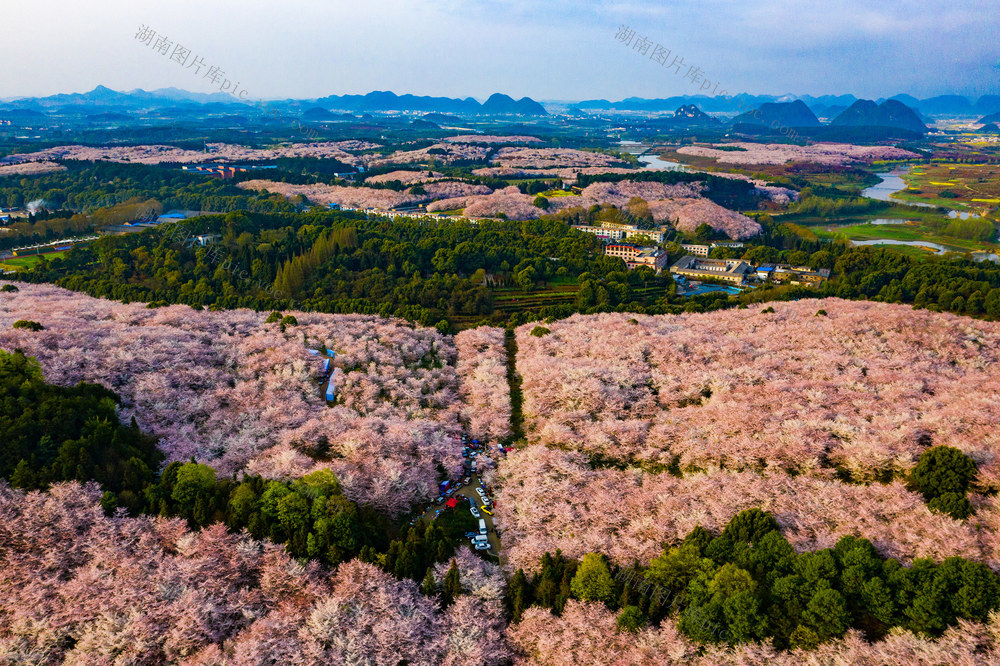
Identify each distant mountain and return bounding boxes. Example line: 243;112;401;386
86;112;131;122
423;112;463;124
650;104;721;128
575;94;779;113
978;111;1000;124
974;95;1000;116
480;93;547;115
978;123;1000;133
0;108;46;118
8;85;242;109
733;100;820;127
915;95;973;116
831;99;927;133
888;93;921;108
673;104;715;122
312;90;546;116
302;107;336;120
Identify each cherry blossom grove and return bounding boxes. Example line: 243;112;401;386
0;141;380;167
373;143;492;166
0;161;66;177
427;186;541;220
455;327;512;442
443;135;543;144
491;147;629;169
509;599;1000;665
470;166;639;181
676;142;922;166
236;179;491;210
0;482;513;665
426;179;762;238
364;169;444;185
514;300;1000;486
0;282;488;515
491;445;998;574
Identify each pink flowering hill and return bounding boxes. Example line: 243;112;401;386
0;481;513;664
490;300;1000;582
0;282;507;516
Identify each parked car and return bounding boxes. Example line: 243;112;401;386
470;506;481;518
476;487;487;498
480;505;493;516
475;541;489;551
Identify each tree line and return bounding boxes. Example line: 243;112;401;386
508;508;1000;650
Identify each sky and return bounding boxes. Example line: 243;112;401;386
1;0;998;102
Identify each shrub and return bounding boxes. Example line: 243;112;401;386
530;326;551;337
928;492;973;520
616;605;647;633
12;319;44;331
761;306;775;313
909;446;977;500
570;553;615;603
265;311;283;323
721;508;780;545
816;309;827;316
1;284;18;292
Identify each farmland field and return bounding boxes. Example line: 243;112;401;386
895;162;1000;211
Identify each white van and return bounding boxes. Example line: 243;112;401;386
478;519;487;535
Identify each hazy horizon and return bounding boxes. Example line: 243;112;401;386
2;0;997;102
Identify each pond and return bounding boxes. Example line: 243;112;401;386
683;284;743;296
824;218;910;231
853;239;950;253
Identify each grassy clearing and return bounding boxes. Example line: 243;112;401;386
0;252;65;270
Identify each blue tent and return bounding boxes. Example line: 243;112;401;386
326;350;336;359
307;349;320;356
325;368;341;402
321;358;331;374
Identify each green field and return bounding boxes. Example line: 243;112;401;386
0;251;66;271
812;221;995;255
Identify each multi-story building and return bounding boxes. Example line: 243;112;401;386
575;223;666;244
680;243;711;256
669;255;750;285
605;244;670;272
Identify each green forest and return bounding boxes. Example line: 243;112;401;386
508;509;1000;649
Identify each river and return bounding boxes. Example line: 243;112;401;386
863;168;980;219
638;154;690;171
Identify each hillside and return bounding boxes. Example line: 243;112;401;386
733;100;821;127
0;282;510;515
5;286;1000;660
500;300;1000;569
831;99;927;133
